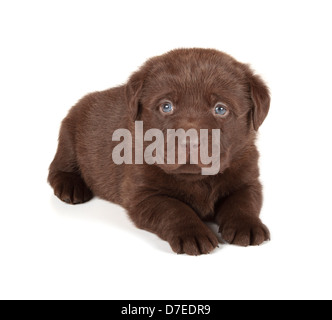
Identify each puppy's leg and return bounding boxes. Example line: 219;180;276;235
48;118;93;204
128;196;219;255
215;181;270;246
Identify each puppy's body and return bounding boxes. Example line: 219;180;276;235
49;49;270;255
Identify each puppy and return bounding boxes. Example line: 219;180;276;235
48;48;270;255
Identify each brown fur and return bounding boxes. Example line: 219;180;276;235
48;48;270;255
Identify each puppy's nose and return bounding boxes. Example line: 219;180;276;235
180;137;200;150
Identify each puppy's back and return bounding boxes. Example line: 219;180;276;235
66;86;128;203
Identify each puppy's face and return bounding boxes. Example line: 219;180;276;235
126;49;270;177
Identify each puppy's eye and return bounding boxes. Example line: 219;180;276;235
214;103;228;116
160;102;174;114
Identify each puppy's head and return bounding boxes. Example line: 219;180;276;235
126;48;270;177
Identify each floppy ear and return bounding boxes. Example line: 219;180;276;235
125;70;145;121
249;73;270;131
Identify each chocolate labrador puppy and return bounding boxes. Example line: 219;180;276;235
48;48;270;255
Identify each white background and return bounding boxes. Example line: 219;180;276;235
1;0;331;300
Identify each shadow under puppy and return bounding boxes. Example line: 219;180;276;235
48;48;270;255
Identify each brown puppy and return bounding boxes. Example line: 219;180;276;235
48;48;270;255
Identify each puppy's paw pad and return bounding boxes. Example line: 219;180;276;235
220;217;270;247
51;172;93;205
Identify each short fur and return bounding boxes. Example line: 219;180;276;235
48;48;270;255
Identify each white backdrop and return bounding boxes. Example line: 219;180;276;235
1;0;331;300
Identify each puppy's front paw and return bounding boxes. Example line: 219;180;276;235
168;225;219;256
219;216;270;247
